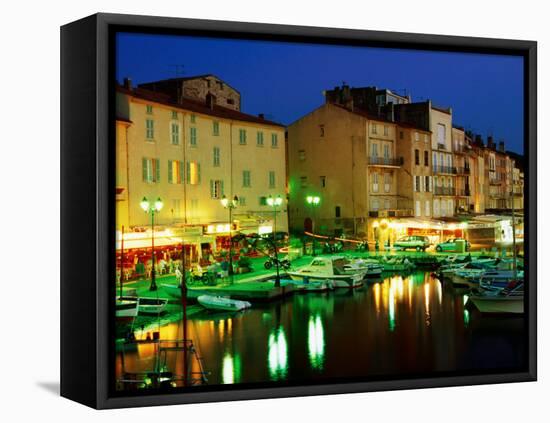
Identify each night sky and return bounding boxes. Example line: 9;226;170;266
116;32;524;154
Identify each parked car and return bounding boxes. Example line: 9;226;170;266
393;235;430;252
435;238;471;252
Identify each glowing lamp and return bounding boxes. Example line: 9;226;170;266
154;197;163;212
140;197;150;212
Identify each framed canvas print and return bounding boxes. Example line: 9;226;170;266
60;13;537;409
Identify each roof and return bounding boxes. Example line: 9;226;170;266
117;84;283;128
138;74;241;95
329;102;430;132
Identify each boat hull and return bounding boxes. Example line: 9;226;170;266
469;297;524;314
197;295;251;312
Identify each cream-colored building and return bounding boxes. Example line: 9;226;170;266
116;82;286;260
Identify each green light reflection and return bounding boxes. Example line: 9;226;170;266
268;326;288;380
308;314;325;370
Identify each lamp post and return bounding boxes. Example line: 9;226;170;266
221;194;239;285
267;195;284;287
140;196;163;291
306;195;320;256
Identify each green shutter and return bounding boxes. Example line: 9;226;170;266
179;161;184;184
168;160;173;184
142;158;148;182
197;163;201;184
210;180;214;198
186;161;190;183
221;180;225;196
155;159;160;182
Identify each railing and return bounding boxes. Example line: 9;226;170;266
434;186;456;196
436;143;446;151
432;165;457;174
369;208;414;218
368;156;403;166
455;188;470;197
489;178;501;185
455;166;470;175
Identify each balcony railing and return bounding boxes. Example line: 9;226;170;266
436;143;446;151
432;165;457;175
456;166;470;175
455;188;470;197
368;156;403;167
434;186;456;196
369;209;414;218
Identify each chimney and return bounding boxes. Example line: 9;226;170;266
258;113;265;120
123;77;132;90
206;92;216;110
475;134;483;146
487;135;495;149
499;141;505;152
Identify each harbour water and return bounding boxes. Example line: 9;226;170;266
116;271;526;388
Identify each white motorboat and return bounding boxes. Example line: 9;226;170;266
348;258;384;277
287;256;366;288
116;297;138;322
468;282;524;314
380;256;415;272
197;295;251;311
137;297;168;315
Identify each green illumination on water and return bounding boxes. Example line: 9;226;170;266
388;283;396;332
222;353;234;384
308;314;325;370
268;326;288;380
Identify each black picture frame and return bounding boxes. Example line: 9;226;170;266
60;12;537;409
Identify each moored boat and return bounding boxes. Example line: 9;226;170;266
137;297;168;315
116;297;138;323
286;256;366;289
197;295;251;311
467;282;524;314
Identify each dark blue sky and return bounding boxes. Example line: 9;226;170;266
116;33;524;153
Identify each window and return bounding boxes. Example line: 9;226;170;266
448;199;454;215
424;150;429;166
414;175;420;192
142;158;160;183
399;131;404;140
415;132;419;141
213;121;220;136
259;196;268;206
238;197;246;206
335;206;341;218
383;126;389;136
425;176;430;192
171;123;180;145
299;150;306;161
171;110;178;119
300;176;308;188
213;147;220;167
269;171;276;188
432;152;437;169
441;200;447;217
168;160;184;184
239;129;247;145
257;131;264;146
384;173;391;192
383;144;390;161
371;198;379;211
372;172;379;192
424;134;429;143
190;114;196;124
415;149;420;165
145;119;154;140
384;199;390;210
171;199;181;218
146;104;153;114
271;133;278;148
425;201;431;216
320;176;326;188
190;127;197;146
242;170;251;187
437;124;446;145
210;180;224;199
415;200;421;217
433;199;440;217
186;161;201;185
371;143;378;158
320;125;325;137
371;123;377;134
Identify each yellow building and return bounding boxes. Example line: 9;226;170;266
116;82;287;261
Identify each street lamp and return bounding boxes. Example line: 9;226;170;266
221;194;239;285
140;196;163;291
306;195;321;256
267;195;284;287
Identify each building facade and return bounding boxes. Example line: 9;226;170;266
116;81;286;262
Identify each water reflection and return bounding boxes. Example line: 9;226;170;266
308;314;325;370
116;271;525;388
268;326;288;380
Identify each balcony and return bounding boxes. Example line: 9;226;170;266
489;178;501;186
455;188;470;197
369;208;414;218
368;156;403;167
434;186;456;196
456;166;470;175
436;143;446;151
432;165;457;175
